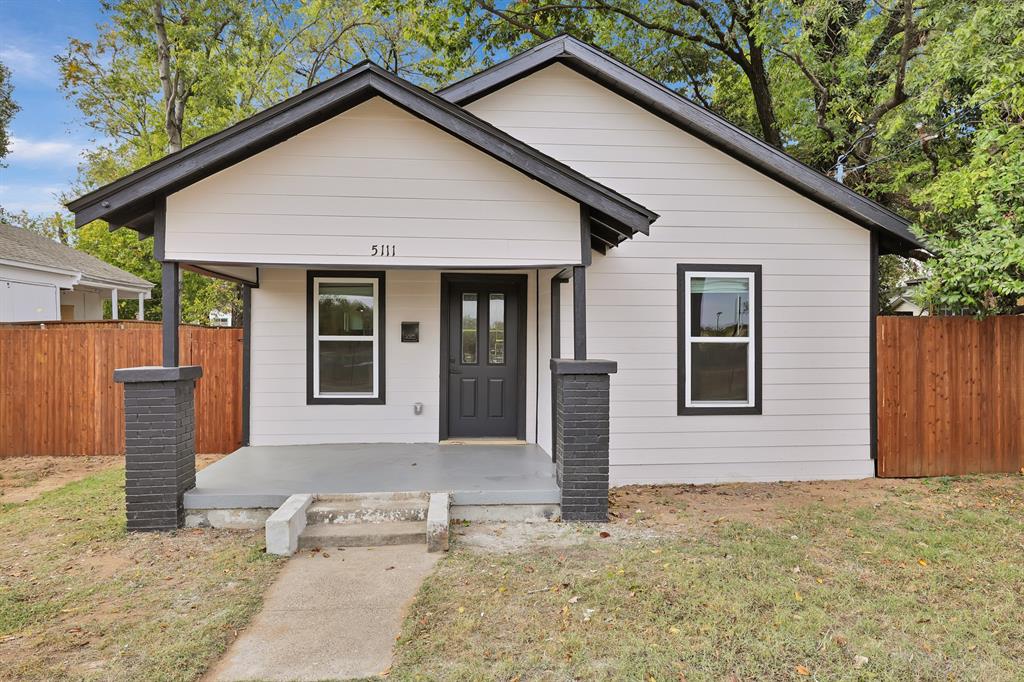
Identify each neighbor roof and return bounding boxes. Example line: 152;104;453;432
66;62;657;244
0;223;152;290
439;35;924;256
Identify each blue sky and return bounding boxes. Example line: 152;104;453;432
1;0;104;214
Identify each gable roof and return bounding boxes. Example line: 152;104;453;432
439;35;923;256
0;223;152;290
66;61;657;244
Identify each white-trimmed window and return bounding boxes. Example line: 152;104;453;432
307;271;385;405
677;264;761;415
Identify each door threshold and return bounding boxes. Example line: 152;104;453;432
440;438;527;446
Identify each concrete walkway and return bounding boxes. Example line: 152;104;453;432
205;546;440;681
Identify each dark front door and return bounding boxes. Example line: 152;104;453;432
444;275;524;438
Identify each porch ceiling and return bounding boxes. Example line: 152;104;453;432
184;442;559;510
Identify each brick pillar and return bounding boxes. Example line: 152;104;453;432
113;366;202;531
551;359;616;522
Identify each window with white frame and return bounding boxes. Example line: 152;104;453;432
677;264;761;415
308;272;385;404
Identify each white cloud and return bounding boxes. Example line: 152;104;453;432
0;44;56;83
9;136;84;164
0;183;69;214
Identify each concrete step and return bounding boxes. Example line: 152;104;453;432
306;492;429;525
297;521;426;549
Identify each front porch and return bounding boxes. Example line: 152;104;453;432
184;442;560;510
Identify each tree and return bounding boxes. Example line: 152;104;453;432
909;2;1024;315
56;1;434;325
0;60;18;166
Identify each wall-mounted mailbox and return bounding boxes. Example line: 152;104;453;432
401;321;420;343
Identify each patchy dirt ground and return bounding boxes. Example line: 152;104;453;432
608;475;1024;535
0;453;226;505
0;466;281;682
393;474;1024;681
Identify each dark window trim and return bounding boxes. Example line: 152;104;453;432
439;273;528;440
306;270;386;405
676;263;762;416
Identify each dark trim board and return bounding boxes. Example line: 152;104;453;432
676;263;763;416
439;273;528;441
241;284;252;447
440;35;923;256
869;232;879;468
161;261;179;367
305;270;386;405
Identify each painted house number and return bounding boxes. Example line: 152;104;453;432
370;244;396;257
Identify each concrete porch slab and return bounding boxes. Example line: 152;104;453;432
184;442;559;510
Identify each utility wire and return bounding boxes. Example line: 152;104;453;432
839;82;1018;177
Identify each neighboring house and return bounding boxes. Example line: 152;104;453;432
208;309;232;326
68;36;924;513
0;222;154;322
890;278;927;316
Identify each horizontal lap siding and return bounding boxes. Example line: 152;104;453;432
166;98;580;268
250;268;441;444
469;64;872;484
250;268;540;446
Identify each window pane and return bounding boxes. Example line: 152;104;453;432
488;294;505;365
319;340;373;394
462;293;478;364
319;283;374;336
691;342;748;402
690;276;750;337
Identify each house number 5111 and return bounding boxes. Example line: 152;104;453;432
370;244;396;257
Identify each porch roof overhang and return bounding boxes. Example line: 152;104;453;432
440;35;926;258
66;62;658;253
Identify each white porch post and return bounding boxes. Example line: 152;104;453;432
111;288;119;320
137;292;145;320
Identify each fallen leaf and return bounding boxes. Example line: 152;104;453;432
918;559;928;567
669;626;680;634
853;655;869;669
457;606;465;614
568;596;580;604
794;591;803;602
796;665;811;676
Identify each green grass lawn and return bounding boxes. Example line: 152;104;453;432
390;476;1024;681
0;467;282;682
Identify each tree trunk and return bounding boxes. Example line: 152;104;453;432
746;42;782;147
153;0;184;153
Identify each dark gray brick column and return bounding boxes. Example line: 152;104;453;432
113;366;203;531
551;359;616;522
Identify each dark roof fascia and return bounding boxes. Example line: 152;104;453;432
67;62;656;238
440;36;924;254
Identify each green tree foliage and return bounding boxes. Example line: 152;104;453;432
0;60;18;166
910;2;1024;315
55;0;432;324
388;0;1022;316
33;0;1022;319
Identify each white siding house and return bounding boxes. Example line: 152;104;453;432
69;37;925;522
465;63;875;483
0;223;154;322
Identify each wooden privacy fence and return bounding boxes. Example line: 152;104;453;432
877;315;1024;477
0;321;242;456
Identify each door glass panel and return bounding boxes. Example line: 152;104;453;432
691;342;748;402
319;340;374;394
488;293;505;365
318;283;374;336
461;293;478;364
690;276;750;337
